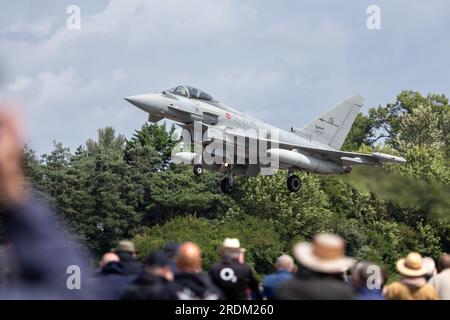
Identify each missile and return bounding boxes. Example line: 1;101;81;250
372;152;406;164
267;148;348;174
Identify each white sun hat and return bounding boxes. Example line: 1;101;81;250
293;233;355;274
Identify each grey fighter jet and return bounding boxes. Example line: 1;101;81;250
125;85;405;194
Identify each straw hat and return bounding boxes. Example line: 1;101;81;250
222;238;245;252
293;233;355;274
396;252;429;277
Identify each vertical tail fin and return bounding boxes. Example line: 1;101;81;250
299;95;364;150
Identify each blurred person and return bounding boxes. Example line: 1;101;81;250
113;240;142;276
351;261;387;300
262;254;294;300
429;254;450;300
383;252;438;300
0;108;94;299
122;250;177;300
173;241;223;300
209;238;260;300
0;244;19;289
238;248;245;264
423;257;437;281
163;241;180;274
90;252;130;300
277;233;356;300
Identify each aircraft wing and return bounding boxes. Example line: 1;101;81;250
294;146;406;166
198;124;406;166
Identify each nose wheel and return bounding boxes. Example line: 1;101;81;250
193;164;203;176
221;177;234;194
287;174;301;192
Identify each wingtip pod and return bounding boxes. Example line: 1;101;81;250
372;152;406;164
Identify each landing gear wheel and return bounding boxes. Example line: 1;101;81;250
287;175;301;192
221;177;234;194
193;164;203;176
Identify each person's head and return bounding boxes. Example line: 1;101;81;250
99;252;120;269
221;238;244;262
144;250;173;281
293;233;355;277
351;261;387;290
396;252;429;278
114;240;137;258
175;242;202;273
437;254;450;273
163;242;180;259
275;254;295;272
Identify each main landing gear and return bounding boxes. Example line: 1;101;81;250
195;164;301;194
287;169;301;192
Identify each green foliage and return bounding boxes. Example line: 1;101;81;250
134;214;284;277
342;113;375;151
86;127;126;158
236;172;333;246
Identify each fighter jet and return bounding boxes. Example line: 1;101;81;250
125;85;406;194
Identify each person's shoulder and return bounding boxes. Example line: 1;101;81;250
263;272;277;283
277;276;299;289
419;283;439;297
383;281;406;298
209;262;222;273
431;269;450;282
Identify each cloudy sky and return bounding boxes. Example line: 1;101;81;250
1;0;449;154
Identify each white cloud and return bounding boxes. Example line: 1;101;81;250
7;18;54;38
5;76;35;93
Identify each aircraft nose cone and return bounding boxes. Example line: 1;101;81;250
124;93;163;113
124;95;145;106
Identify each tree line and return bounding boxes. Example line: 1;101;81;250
11;90;450;279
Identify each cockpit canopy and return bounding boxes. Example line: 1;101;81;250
165;86;216;102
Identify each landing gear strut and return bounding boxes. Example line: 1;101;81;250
287;171;301;193
221;177;234;194
221;166;235;194
193;164;203;176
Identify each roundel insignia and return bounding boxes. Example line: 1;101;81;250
225;112;232;120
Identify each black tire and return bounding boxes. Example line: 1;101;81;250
193;164;203;176
287;175;301;192
221;178;234;194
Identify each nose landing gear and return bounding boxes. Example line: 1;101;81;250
193;164;203;176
